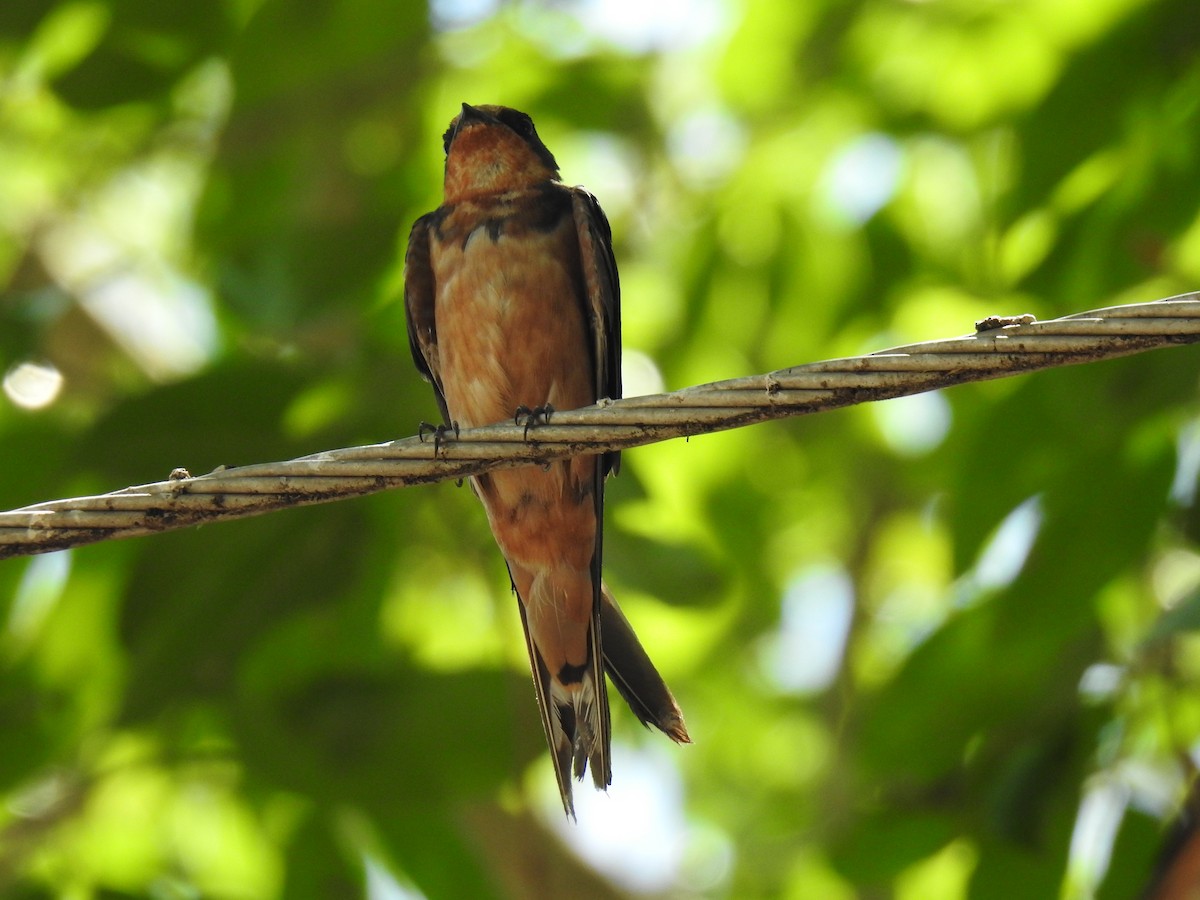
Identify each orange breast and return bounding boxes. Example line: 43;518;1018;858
431;212;593;429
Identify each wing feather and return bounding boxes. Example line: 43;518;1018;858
571;187;620;803
404;212;451;425
571;189;622;477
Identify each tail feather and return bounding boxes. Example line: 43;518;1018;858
515;587;611;818
601;585;691;744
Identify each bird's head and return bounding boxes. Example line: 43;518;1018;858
441;103;560;202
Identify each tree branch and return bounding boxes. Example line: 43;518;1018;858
2;293;1198;560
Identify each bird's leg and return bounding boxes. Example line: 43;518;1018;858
417;420;460;456
514;404;554;440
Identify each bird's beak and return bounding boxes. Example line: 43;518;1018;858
448;103;490;150
459;103;488;126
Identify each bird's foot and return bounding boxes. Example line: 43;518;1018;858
417;420;459;456
514;404;554;439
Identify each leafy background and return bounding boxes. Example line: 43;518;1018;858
3;0;1200;897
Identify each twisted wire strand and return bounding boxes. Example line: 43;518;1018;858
3;292;1199;559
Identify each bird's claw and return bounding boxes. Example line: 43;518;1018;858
514;403;554;439
417;420;459;456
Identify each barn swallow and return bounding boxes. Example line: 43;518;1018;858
405;103;689;816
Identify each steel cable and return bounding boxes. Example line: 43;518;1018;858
2;292;1198;559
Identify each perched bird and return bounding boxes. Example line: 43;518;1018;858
404;103;689;815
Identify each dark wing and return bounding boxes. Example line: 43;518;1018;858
570;189;691;749
564;188;622;808
404;212;451;425
571;188;621;478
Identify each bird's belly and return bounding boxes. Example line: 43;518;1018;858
432;223;599;573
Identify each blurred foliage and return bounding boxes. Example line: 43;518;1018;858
3;0;1200;897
